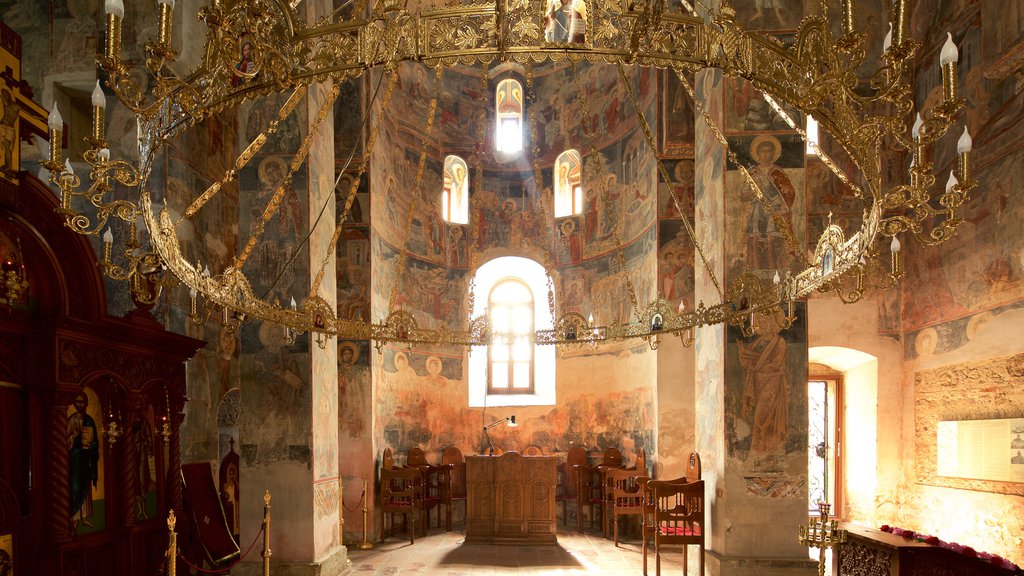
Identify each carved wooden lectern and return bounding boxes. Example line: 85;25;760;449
465;452;557;545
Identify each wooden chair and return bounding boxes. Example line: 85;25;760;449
380;465;424;544
407;447;449;533
597;447;625;537
632;447;647;476
643;479;705;576
556;445;586;527
441;446;466;531
606;467;650;546
576;462;604;534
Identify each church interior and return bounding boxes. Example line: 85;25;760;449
0;0;1022;574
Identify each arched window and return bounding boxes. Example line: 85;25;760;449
488;279;534;393
469;256;555;407
495;79;523;153
553;149;583;217
442;155;469;224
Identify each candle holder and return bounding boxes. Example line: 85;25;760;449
799;501;848;576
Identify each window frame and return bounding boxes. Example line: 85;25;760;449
468;256;555;408
494;78;524;154
486;278;535;395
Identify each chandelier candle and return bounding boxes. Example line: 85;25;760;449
104;0;124;65
91;80;106;147
157;0;175;54
940;32;959;104
957;126;972;183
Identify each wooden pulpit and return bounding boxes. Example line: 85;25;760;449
465;452;557;545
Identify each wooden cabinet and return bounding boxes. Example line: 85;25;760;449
835;523;1016;576
465;453;557;545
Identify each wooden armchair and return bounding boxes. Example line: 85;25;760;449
441;446;466;531
643;479;705;576
380;465;424;544
606;467;650;546
407;447;450;533
556;445;586;527
597;447;625;537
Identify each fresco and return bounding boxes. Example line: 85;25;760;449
902;148;1024;332
661;70;695;157
724;133;806;280
730;0;803;30
374;342;654;466
239;320;312;464
726;303;808;497
658;158;696;310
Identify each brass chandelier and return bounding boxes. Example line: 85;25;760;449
41;0;974;349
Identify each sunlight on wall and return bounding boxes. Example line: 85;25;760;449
468;256;556;407
809;346;878;525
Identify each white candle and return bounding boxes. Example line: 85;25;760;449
92;81;106;109
957;126;972;153
890;236;901;253
104;0;124;17
48;102;63;130
945;171;958;192
939;32;958;66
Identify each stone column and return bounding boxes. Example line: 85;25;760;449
236;1;343;571
693;61;814;574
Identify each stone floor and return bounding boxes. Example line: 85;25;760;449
344;527;690;575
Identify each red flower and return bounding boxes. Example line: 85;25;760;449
962;546;977;557
880;524;892;532
925;536;940;545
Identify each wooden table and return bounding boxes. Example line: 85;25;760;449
465;453;557;545
835;523;1016;575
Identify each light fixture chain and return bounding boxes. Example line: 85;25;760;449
761;92;864;199
310;72;401;301
675;67;808;268
618;62;725;301
233;81;341;273
182;84;310;222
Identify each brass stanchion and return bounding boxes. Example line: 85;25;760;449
358;479;374;549
262;490;272;576
166;509;177;576
799;502;847;576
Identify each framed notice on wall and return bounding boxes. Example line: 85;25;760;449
936;417;1024;483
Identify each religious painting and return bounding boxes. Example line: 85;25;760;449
724;76;801;133
726;302;808;497
231;34;255;87
725;133;806;277
658;220;694;308
446;225;468;269
238;155;309;301
658;158;695;219
338;340;371;438
980;1;1024;79
729;0;802;31
0;533;12;576
335;77;365;159
132;405;159;521
67;387;105;535
336;170;368;227
239;319;312;455
246;92;304;155
544;0;587;44
0;87;19;180
337;228;371;322
902;149;1024;331
555;216;583;266
661;69;695;157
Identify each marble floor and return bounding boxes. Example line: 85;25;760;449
344;527;690;575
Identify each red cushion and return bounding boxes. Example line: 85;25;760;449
659;525;701;536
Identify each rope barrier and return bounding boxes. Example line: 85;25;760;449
342;488;366;513
175;524;265;574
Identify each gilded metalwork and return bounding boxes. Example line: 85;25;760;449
46;0;973;347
